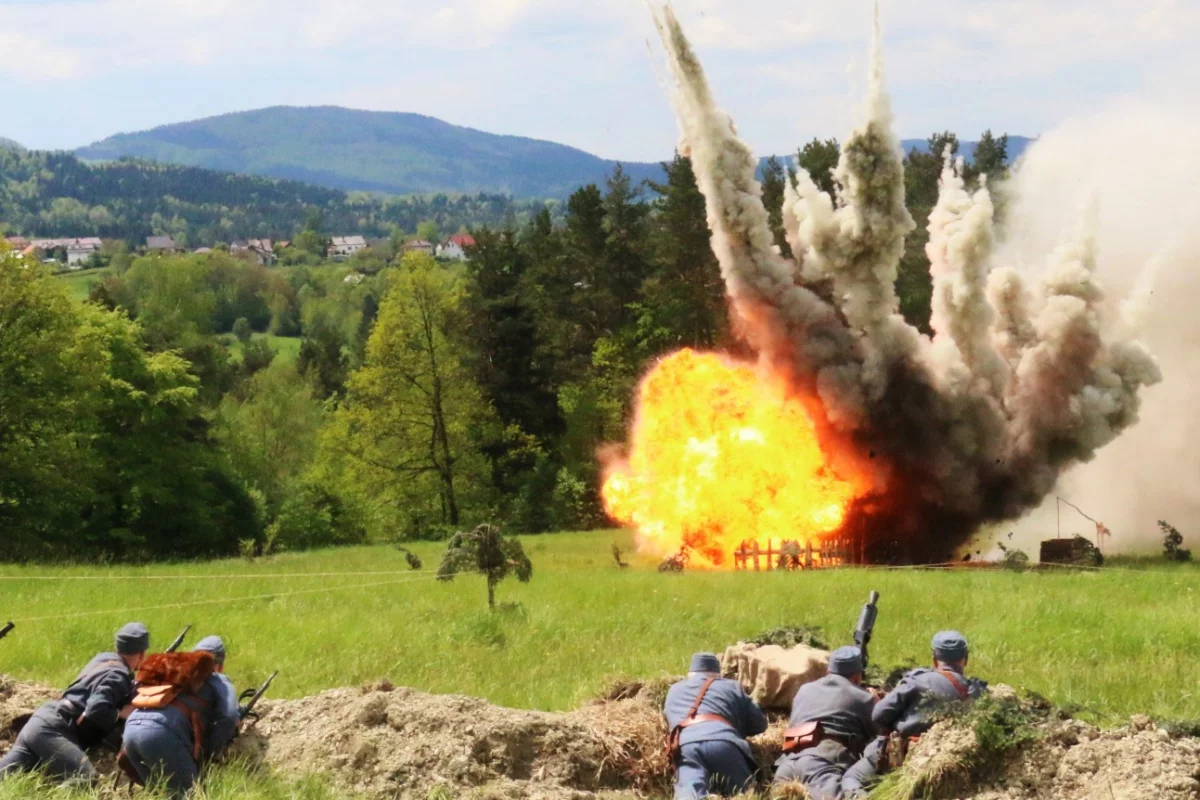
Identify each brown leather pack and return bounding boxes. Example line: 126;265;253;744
126;652;216;764
665;676;734;768
781;720;824;754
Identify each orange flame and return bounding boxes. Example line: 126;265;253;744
601;349;871;568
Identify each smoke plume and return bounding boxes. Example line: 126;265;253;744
647;5;1161;561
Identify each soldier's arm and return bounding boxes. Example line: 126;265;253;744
871;680;919;733
79;670;132;731
738;687;769;736
205;680;241;758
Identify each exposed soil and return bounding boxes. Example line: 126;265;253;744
2;674;1198;799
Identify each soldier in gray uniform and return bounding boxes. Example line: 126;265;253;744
121;636;241;799
0;622;149;785
664;652;768;798
872;630;987;738
772;646;878;799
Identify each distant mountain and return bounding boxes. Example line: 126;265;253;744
76;106;663;198
76;106;1032;199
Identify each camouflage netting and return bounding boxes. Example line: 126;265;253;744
2;675;1198;799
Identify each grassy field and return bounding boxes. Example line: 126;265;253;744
225;333;303;366
2;531;1198;727
52;267;113;301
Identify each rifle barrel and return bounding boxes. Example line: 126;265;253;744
165;624;192;653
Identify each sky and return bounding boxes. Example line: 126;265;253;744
0;0;1196;162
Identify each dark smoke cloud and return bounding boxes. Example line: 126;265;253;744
649;4;1161;561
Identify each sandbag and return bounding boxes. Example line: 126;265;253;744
720;642;829;711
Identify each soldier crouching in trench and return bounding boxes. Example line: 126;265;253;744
119;635;241;800
0;622;149;785
772;645;878;800
664;652;768;798
871;631;988;761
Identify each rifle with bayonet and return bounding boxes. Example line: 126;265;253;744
0;622;14;641
164;625;191;653
238;671;278;728
852;590;880;669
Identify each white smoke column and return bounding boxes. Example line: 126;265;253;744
784;5;921;403
999;101;1197;552
650;5;867;426
926;151;1009;396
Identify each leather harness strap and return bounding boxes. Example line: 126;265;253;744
935;668;970;700
680;712;734;728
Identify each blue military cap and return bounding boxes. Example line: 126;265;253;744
932;630;969;662
689;652;722;674
828;645;864;676
115;622;150;655
194;635;226;665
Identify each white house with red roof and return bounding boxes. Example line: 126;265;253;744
437;233;476;261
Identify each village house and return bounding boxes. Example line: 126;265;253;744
436;233;476;261
65;237;102;267
231;238;276;265
404;239;435;257
329;235;367;260
146;235;180;253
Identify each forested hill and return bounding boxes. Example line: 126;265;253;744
76;106;665;198
0;145;550;245
75;106;1032;198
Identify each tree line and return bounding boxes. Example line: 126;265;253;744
0;147;557;248
0;131;1008;561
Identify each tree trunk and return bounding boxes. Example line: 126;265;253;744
487;575;495;609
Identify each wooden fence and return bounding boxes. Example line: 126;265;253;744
732;537;859;570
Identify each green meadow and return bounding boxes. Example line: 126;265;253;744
2;531;1197;725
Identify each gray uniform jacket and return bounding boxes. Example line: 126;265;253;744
787;674;875;749
125;675;239;761
204;674;239;759
872;667;986;737
664;675;768;750
60;652;136;741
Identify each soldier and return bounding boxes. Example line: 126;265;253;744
772;646;878;800
120;636;241;799
664;652;768;798
872;630;987;740
0;622;149;785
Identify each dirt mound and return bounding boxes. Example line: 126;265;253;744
0;675;57;748
884;690;1200;800
242;681;671;799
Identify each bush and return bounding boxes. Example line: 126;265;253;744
268;483;368;551
1160;520;1192;562
233;317;252;343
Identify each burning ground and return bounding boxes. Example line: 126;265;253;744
601;5;1161;565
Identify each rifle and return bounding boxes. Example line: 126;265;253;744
238;671;278;726
852;590;880;669
164;625;191;653
0;622;13;641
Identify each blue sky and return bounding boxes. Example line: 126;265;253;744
1;0;1195;161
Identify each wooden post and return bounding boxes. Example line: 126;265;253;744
806;540;814;570
765;541;776;572
752;541;761;571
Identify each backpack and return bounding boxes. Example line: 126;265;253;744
127;652;216;763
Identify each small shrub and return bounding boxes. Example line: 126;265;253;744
270;483;367;551
438;523;533;609
657;546;689;572
232;317;252;343
1160;520;1192;562
750;625;828;651
997;543;1030;572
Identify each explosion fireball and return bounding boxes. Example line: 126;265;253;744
602;5;1161;566
601;350;871;568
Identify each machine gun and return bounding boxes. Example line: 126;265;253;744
0;622;14;641
164;625;191;653
852;590;880;669
238;671;278;727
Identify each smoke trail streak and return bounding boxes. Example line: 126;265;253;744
636;3;1161;561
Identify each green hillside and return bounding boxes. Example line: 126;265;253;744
76;106;664;197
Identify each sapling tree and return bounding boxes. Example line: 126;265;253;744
438;524;532;609
1160;520;1192;562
